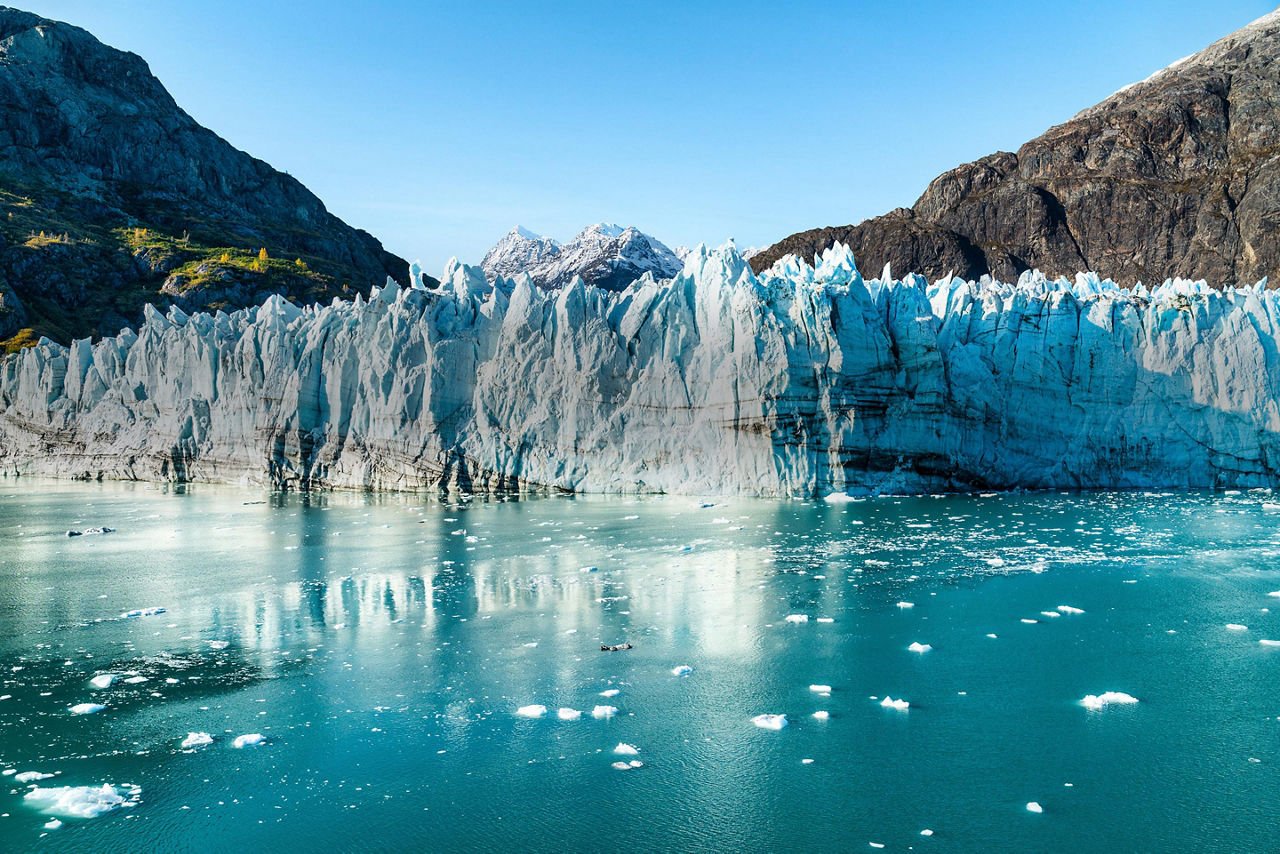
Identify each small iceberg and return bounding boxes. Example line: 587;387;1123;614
613;743;640;755
556;708;582;721
880;697;909;711
123;676;148;684
809;684;833;693
1080;692;1139;709
69;703;105;715
1226;624;1249;631
908;642;932;653
516;704;548;718
1260;639;1280;647
181;732;214;748
812;711;830;721
15;771;55;783
671;665;694;676
208;640;230;650
599;688;620;698
1026;802;1043;813
232;733;265;748
45;819;63;830
751;714;788;730
89;674;115;689
1056;605;1085;614
24;783;140;818
896;601;914;609
591;705;618;719
121;607;166;618
785;614;809;624
611;760;643;771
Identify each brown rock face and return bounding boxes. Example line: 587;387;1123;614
752;10;1280;288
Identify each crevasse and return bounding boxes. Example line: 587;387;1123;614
2;242;1279;495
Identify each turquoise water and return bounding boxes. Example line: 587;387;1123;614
1;482;1278;852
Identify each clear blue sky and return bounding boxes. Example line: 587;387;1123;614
20;0;1276;274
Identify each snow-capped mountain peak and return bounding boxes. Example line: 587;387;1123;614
480;223;683;292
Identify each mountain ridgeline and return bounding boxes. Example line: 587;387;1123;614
752;9;1280;289
0;6;416;349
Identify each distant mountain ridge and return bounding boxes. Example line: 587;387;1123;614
752;8;1280;288
0;6;415;348
480;223;683;291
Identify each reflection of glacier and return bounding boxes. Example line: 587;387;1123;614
4;242;1280;494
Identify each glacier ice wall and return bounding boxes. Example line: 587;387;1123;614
2;242;1280;495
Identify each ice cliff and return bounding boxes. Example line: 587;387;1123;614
2;242;1280;496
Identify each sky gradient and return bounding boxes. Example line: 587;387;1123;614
20;0;1277;273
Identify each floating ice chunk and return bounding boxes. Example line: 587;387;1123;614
870;844;885;849
208;640;230;650
24;783;139;818
751;714;788;730
15;771;54;783
522;642;538;648
89;674;115;689
613;743;640;755
557;708;582;721
516;704;548;718
232;733;265;748
628;760;643;768
880;697;909;711
69;703;105;715
611;761;638;771
812;711;829;721
896;602;914;609
121;607;166;618
1081;692;1139;709
671;665;694;676
599;688;621;698
181;732;213;748
123;676;148;684
1057;605;1085;614
809;684;833;693
1040;611;1061;618
785;614;809;624
920;828;934;836
986;633;998;639
591;705;618;719
908;642;932;653
801;758;814;764
985;557;1005;567
44;819;63;829
1226;624;1249;631
1268;591;1280;598
1026;802;1043;813
1021;618;1038;624
1260;639;1280;647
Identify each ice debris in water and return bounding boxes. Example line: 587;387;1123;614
121;607;165;618
123;676;148;684
671;665;694;676
1260;639;1280;647
613;743;640;755
24;783;140;818
1081;692;1139;709
809;684;833;693
516;705;548;718
921;829;934;836
232;733;265;748
881;697;909;711
1026;802;1044;813
15;771;54;783
181;732;213;748
208;640;230;650
812;711;830;721
591;705;618;719
751;714;788;730
908;642;932;653
45;819;62;830
557;708;582;721
1268;592;1280;598
611;761;643;771
1226;624;1249;631
785;614;809;624
69;703;105;715
599;688;621;698
89;674;115;689
1057;605;1085;614
897;602;914;609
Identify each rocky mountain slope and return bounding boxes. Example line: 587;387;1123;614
752;8;1280;288
0;6;414;349
480;223;682;291
4;243;1278;495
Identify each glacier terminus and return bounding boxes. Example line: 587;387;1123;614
2;242;1280;496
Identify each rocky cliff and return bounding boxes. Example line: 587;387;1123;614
0;6;413;347
752;9;1280;289
3;244;1278;495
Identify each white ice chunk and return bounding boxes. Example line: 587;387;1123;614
817;617;834;623
121;607;165;618
809;684;833;693
15;771;54;783
1026;802;1043;813
921;829;934;836
232;733;265;748
613;743;640;755
556;708;582;721
591;705;618;719
1226;623;1249;631
69;703;105;715
1260;639;1280;647
908;642;932;653
44;819;62;829
1021;618;1038;624
880;697;909;711
123;676;148;684
785;614;809;624
208;640;230;650
896;601;914;609
516;704;548;718
1056;605;1085;614
24;783;139;818
751;714;788;730
812;711;829;721
599;688;621;698
181;732;213;748
89;674;115;689
671;665;694;676
1080;692;1139;709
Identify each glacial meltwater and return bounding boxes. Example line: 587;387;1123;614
1;482;1278;852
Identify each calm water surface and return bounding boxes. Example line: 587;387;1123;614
1;481;1278;852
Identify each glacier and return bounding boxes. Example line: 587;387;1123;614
2;241;1280;496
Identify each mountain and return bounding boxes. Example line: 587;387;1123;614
752;8;1280;288
0;6;415;350
5;243;1279;494
480;223;682;291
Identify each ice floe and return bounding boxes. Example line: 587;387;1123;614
1260;639;1280;647
1056;605;1085;614
671;665;694;676
89;674;115;689
591;705;618;719
785;614;809;624
15;771;54;783
599;689;621;698
812;711;829;721
181;732;213;748
613;743;640;755
908;642;932;653
516;704;548;718
751;714;788;730
69;703;105;715
880;697;909;711
24;783;140;818
1026;802;1043;813
809;684;833;693
1081;692;1139;709
896;602;914;609
121;607;165;618
232;733;265;748
556;708;582;721
1226;624;1249;631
